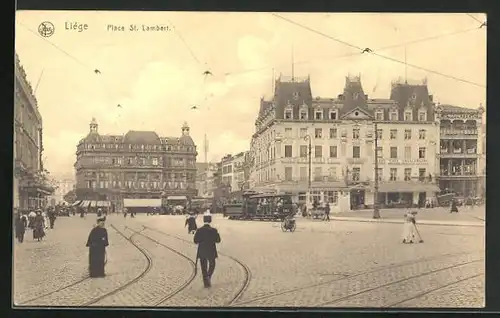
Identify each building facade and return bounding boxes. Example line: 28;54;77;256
195;162;218;197
250;75;440;212
74;119;198;211
437;104;485;198
14;53;54;210
48;178;76;205
220;152;250;192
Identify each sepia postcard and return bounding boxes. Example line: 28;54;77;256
13;10;486;309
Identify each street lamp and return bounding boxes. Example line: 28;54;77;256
373;122;381;219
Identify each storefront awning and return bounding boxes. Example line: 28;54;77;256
96;201;111;207
124;199;162;208
378;182;440;193
71;200;83;207
166;196;187;201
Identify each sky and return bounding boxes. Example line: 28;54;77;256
15;11;486;180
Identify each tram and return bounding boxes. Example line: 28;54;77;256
223;191;296;221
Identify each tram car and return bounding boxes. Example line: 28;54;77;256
223;191;296;221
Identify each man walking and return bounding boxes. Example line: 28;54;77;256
324;202;331;221
86;216;109;278
48;208;57;229
193;213;221;288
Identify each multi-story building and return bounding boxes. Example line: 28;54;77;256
49;178;76;205
14;53;54;210
195;163;218;197
437;104;485;198
74;119;198;211
220;152;250;192
250;75;440;212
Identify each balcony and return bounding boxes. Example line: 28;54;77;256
347;158;367;164
438;171;478;178
440;129;478;139
439;150;478;158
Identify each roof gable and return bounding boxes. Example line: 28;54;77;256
341;107;373;120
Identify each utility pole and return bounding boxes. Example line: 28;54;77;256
304;134;312;210
373;122;381;219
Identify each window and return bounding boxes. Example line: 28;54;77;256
353;129;360;139
284;145;293;158
329;111;337;120
315;128;322;138
300;145;308;158
326;191;339;204
315;146;322;158
329;146;338;158
376;146;383;158
390;129;397;139
375;110;384;121
152;158;158;166
404;146;412;160
353;146;360;158
377;168;383;181
418;111;427;121
315;111;323;120
419;147;426;159
329;167;337;180
293;92;299;100
404;111;412;121
299;167;307;181
300;111;307;120
284;167;293;181
299;128;307;138
390;168;397;181
285;110;292;119
314;167;322;181
329;128;337;139
389;110;398;121
404;129;412;140
412;93;417;100
419;168;426;181
419;129;426;140
285;128;293;138
376;129;383;139
404;168;412;181
390;147;398;159
352;168;360;181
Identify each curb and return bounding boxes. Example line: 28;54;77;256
328;217;484;228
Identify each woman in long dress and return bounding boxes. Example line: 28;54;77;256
185;213;198;234
402;211;416;243
33;211;46;241
86;217;109;278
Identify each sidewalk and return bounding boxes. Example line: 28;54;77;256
328;216;484;227
301;206;485;227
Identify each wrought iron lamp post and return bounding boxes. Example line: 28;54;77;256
373;122;381;219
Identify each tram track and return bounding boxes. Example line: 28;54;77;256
314;258;483;307
17;224;152;307
142;225;252;306
122;227;197;306
228;250;484;306
386;273;484;307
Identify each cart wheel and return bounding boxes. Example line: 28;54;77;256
290;222;296;232
281;222;287;232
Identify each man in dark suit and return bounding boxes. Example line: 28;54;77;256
193;214;221;288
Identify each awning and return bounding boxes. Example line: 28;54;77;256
124;198;162;208
81;200;91;207
378;182;440;193
96;201;111;207
166;196;187;200
71;200;82;207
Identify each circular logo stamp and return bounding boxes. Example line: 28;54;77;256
38;21;55;37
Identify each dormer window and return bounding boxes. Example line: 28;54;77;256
284;107;293;119
418;110;427;121
329;110;338;120
353;92;359;100
315;110;323;120
287;100;292;106
300;110;308;120
375;110;384;121
404;110;413;121
293;92;299;100
389;110;398;121
412;93;417;100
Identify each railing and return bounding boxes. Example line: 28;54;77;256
439;171;477;176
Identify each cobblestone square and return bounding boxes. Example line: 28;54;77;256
13;214;484;308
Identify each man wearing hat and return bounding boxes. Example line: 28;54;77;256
193;212;221;288
86;216;109;277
